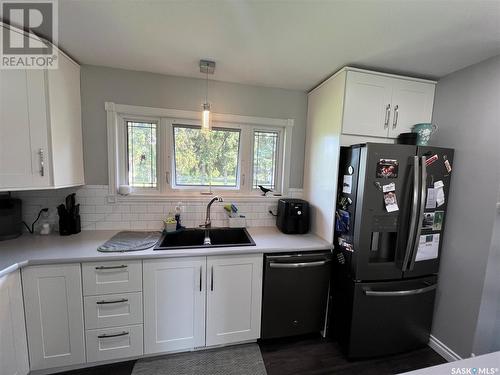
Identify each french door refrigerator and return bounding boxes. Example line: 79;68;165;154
330;143;453;358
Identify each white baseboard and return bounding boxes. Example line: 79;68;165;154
429;335;462;362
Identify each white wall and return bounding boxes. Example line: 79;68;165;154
80;65;308;187
430;55;500;358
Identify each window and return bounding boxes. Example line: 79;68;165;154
173;125;241;187
109;103;292;197
252;130;279;190
126;120;157;188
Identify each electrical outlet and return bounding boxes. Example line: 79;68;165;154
268;205;277;215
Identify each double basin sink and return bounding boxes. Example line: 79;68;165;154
154;227;255;250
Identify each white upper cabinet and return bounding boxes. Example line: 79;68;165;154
143;257;206;354
343;71;394;138
0;27;84;191
22;264;85;371
341;68;436;139
206;254;263;346
46;52;85;187
0;271;29;375
388;79;435;137
0;69;50;190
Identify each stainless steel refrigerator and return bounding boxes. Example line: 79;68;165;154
330;142;454;358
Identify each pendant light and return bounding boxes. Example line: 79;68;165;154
200;60;215;131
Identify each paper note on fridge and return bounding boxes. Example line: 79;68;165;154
426;188;436;209
434;180;445;207
342;175;352;194
415;234;440;262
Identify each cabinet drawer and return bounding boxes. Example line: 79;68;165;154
86;324;143;363
84;292;143;329
82;260;142;296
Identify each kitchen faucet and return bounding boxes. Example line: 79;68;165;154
200;196;224;245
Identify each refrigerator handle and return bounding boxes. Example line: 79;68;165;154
409;156;428;271
402;156;420;271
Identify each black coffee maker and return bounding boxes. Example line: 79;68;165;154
0;197;22;240
276;199;310;234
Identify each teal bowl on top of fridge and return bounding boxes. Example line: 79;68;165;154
412;123;437;146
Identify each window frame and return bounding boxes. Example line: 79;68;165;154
250;128;284;193
168;120;244;191
117;115;163;195
106;103;293;199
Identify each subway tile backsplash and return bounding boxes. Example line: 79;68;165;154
13;185;303;232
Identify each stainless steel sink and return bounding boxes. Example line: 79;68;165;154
154;227;256;250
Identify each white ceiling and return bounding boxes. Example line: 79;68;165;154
58;0;500;91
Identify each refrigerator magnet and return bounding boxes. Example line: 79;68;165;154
444;159;452;173
422;212;435;229
348;165;354;175
433;211;444;231
426;188;437;209
382;183;399;212
384;191;399;212
434;180;445;207
425;154;439;166
342;175;353;194
382;182;396;193
376;159;398;178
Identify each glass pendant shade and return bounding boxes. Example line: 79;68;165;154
202;102;212;131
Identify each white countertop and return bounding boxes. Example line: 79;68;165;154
0;227;332;277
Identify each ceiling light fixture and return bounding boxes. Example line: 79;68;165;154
200;59;215;131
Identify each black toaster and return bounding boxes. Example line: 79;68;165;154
276;199;310;234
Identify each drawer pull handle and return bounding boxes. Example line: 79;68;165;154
95;265;128;270
96;298;128;305
98;331;129;339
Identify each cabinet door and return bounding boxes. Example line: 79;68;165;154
0;271;29;375
0;69;49;190
47;52;84;187
22;264;85;370
143;257;206;354
388;79;435;137
343;71;393;137
206;254;263;346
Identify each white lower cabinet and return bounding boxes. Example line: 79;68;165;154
143;253;263;354
0;271;29;375
143;257;206;354
84;292;143;330
22;264;85;371
206;254;263;346
14;253;263;372
85;324;143;363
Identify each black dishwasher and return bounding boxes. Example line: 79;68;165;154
261;251;332;339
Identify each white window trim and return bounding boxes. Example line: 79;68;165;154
105;102;294;200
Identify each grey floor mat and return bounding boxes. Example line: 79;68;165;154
97;231;161;252
132;344;267;375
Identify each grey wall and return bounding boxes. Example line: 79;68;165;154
80;65;308;187
473;208;500;355
430;55;500;358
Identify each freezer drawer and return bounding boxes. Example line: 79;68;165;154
261;251;332;339
337;275;437;358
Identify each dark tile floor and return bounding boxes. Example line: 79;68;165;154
56;335;445;375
